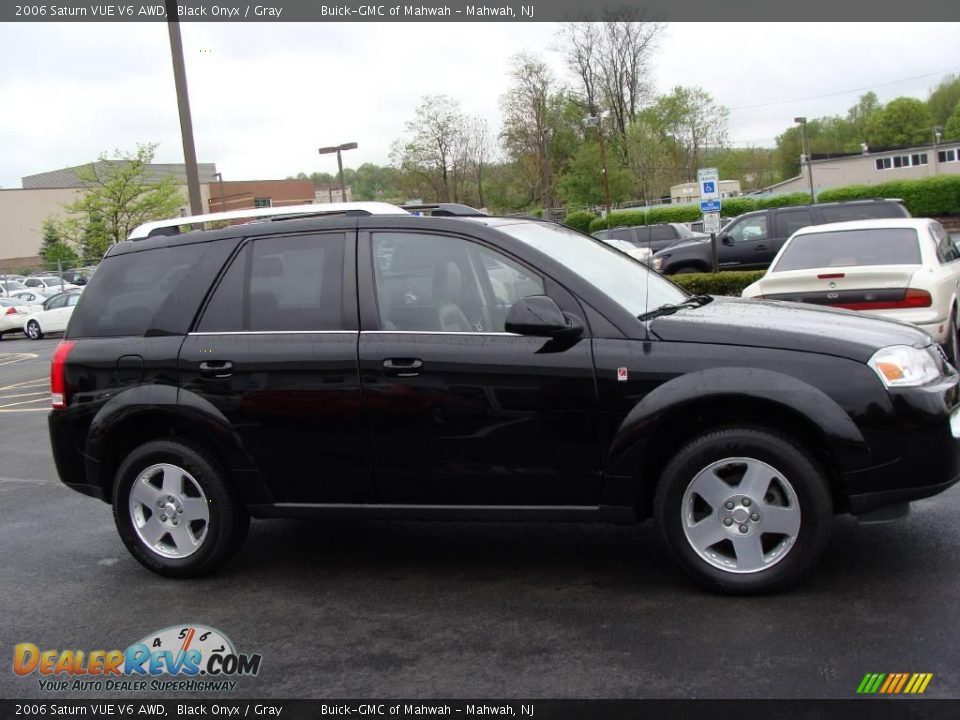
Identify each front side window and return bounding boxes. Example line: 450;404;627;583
45;295;68;310
199;233;345;333
372;232;544;333
493;221;686;317
727;215;768;243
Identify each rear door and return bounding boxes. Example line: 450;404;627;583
178;230;372;504
721;212;771;268
357;228;600;507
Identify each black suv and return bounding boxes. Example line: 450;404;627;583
49;204;960;592
650;199;910;274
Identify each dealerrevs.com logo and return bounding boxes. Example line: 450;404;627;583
13;625;262;692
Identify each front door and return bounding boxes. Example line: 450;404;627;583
722;213;771;269
357;230;601;507
178;230;372;504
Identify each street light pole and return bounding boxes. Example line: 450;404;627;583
165;0;203;216
585;113;611;226
319;142;358;202
794;117;815;204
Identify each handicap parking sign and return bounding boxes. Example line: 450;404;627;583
702;181;716;194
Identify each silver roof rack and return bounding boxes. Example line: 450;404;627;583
127;201;409;240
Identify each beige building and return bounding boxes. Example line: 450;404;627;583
670;179;741;204
766;142;960;196
0;183;210;270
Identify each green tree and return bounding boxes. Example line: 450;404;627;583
943;102;960;141
847;91;882;140
80;211;111;263
556;142;633;207
65;143;184;246
38;219;62;260
654;86;729;181
41;241;80;271
864;97;935;147
927;75;960;127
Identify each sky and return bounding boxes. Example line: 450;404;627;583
0;21;958;188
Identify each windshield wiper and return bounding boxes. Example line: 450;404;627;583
638;294;714;322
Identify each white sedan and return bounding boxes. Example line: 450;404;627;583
8;290;47;306
0;298;33;339
742;218;960;364
22;290;82;340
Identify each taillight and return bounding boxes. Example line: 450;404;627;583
4;307;17;315
50;340;76;410
836;288;932;311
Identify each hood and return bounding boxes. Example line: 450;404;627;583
650;296;931;363
656;236;710;254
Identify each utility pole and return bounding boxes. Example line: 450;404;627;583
165;0;203;216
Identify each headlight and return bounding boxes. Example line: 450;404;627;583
868;345;941;388
651;257;664;272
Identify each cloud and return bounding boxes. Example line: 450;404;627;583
0;21;957;188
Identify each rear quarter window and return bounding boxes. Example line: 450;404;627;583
67;238;238;338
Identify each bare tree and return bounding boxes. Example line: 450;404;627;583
557;23;603;114
392;95;466;201
597;20;663;136
501;53;559;208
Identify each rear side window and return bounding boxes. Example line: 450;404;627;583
67;239;238;338
818;202;908;223
198;232;346;332
773;228;921;272
774;208;814;238
649;226;678;242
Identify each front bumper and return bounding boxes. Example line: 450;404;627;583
844;384;960;515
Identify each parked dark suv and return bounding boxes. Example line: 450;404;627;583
651;199;910;274
49;203;960;592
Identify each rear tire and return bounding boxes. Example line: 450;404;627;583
112;440;249;578
653;427;832;594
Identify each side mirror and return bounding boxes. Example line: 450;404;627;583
505;295;583;339
720;234;734;246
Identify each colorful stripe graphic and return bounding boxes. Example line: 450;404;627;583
857;673;933;694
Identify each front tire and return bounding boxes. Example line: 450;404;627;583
653;427;832;594
26;320;42;340
112;440;249;578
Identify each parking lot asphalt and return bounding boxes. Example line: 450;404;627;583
1;335;959;700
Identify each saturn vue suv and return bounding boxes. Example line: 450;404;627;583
47;202;960;593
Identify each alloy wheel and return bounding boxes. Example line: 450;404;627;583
681;457;801;574
128;463;210;558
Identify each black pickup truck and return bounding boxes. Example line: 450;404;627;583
650;199;910;274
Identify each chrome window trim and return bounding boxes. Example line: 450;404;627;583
188;330;357;336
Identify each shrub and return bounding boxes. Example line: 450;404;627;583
562;210;597;234
756;192;812;209
817;175;960;216
588;210;648;233
669;270;766;297
647;204;700;224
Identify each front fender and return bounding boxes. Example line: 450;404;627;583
610;366;869;473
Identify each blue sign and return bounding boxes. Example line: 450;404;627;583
702;181;716;194
700;199;721;213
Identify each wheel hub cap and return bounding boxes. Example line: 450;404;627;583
681;457;802;574
128;463;209;559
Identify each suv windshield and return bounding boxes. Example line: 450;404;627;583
773;228;922;272
495;221;687;316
